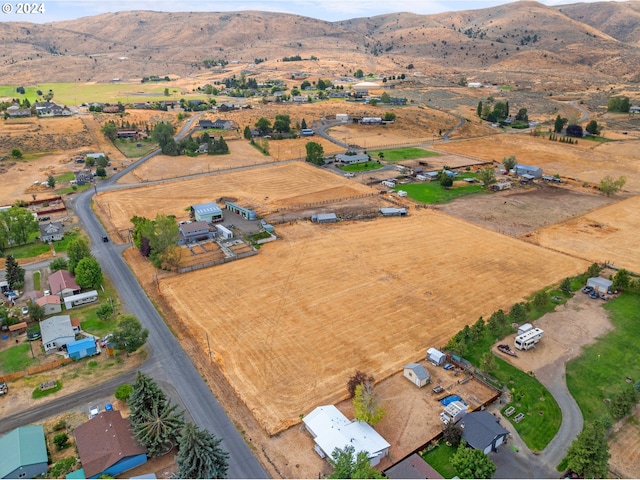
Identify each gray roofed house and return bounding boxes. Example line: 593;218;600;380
403;363;430;387
458;411;509;454
311;213;337;223
514;164;542;178
587;276;613;294
335;153;370;165
40;315;76;352
0;425;48;479
39;222;64;242
178;221;213;244
380;208;407;217
385;453;443;479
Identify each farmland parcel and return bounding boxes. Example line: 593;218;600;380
143;210;588;434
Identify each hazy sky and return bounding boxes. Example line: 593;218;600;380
1;0;626;23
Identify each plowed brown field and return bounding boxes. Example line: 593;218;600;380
96;161;375;238
525;195;640;273
437;135;640;193
155;210;588;434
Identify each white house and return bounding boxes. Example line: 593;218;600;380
335;153;370;165
40;315;75;352
39;222;64;242
303;405;390;466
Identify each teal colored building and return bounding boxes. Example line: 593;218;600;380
0;425;48;479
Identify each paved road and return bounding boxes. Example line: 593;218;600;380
2;113;268;479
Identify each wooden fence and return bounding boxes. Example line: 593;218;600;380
178;249;258;274
26;357;73;375
274;192;378;212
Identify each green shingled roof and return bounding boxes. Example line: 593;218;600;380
0;425;48;478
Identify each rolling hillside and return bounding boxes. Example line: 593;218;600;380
0;1;638;84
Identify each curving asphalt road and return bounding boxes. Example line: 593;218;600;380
2;113;268;479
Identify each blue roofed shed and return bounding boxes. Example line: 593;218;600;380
0;425;48;479
403;363;430;388
68;337;98;360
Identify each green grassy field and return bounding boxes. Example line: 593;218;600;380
421;442;457;478
566;292;640;423
33;271;41;290
340;162;383;172
0;82;208;105
369;147;440;162
0;344;37;374
395;181;484;203
115;139;158;158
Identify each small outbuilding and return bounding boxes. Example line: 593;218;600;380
67;337;98;360
311;213;337;223
587;277;613;294
379;208;408;217
403;363;430;387
64;290;98;310
426;347;446;366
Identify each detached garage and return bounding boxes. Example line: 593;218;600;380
426;347;446;366
403;363;430;387
587;277;613;294
67;337;98;360
514;164;542;178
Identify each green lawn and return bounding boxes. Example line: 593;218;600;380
5;230;82;259
395;182;484;204
566;292;640;423
0;344;37;373
57;184;91;195
115;139;159;158
33;271;41;290
341;162;383;172
369;147;440;162
421;442;457;478
0;82;204;105
54;172;75;182
79;279;120;338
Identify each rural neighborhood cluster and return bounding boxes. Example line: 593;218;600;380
1;1;640;479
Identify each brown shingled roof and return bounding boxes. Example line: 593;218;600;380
74;410;147;478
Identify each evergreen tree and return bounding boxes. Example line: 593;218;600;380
565;421;610;478
174;423;229;479
301;118;308;130
5;255;25;290
134;401;185;457
477;101;483;117
128;371;168;422
243;125;252;140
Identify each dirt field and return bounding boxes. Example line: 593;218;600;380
434;183;616;237
436;135;640;193
95;161;377;239
150;210;588;434
608;405;640;479
525;195;640;273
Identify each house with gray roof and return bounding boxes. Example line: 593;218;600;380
458;411;509;454
0;425;48;479
39;221;64;242
403;363;430;387
40;314;76;352
385;453;443;479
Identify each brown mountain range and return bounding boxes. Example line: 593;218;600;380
0;0;638;84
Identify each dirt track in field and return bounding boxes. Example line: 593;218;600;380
155;210;588;434
525;195;640;273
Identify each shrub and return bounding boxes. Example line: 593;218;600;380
115;384;133;401
53;433;69;450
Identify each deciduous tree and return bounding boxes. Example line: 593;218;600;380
96;303;114;322
477;166;497;188
327;445;384;479
10;148;22;159
599;175;626;197
451;441;496;479
353;382;385;425
112;315;149;354
49;257;68;272
502;155;517;172
347;370;374;397
305;141;324;165
27;301;45;321
254;117;271;134
612;269;630;291
67;237;92;274
101;121;117;140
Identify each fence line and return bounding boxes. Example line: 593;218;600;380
178;249;257;274
26;357;73;375
274;192;378;212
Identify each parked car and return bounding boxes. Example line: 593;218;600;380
589;291;599;299
100;333;113;347
21;306;29;316
89;405;100;419
581;286;593;294
39;216;51;222
27;332;41;341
